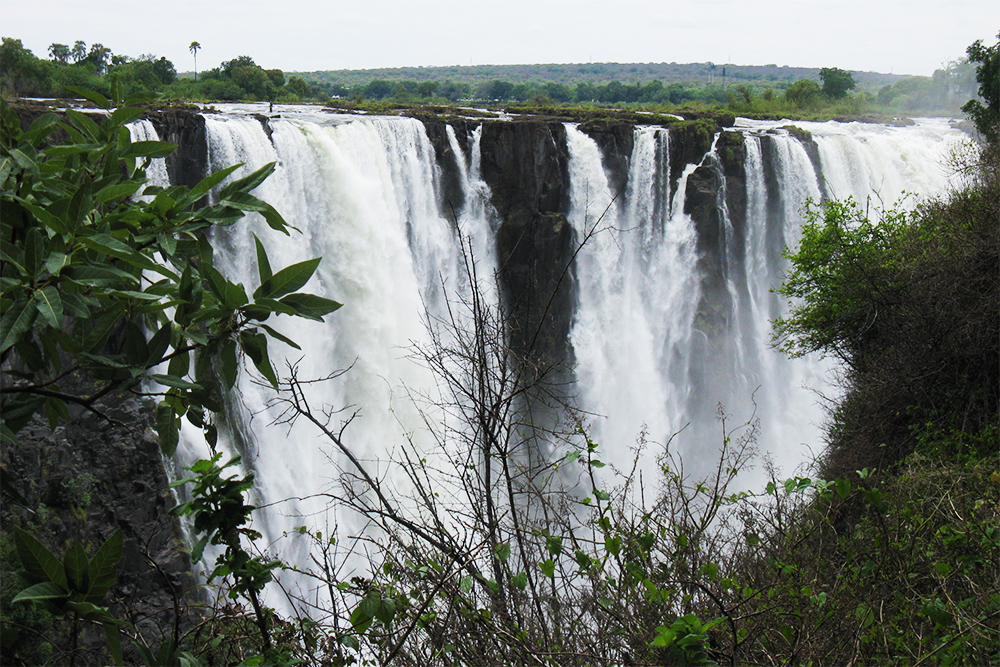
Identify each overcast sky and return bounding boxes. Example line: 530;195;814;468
3;0;995;77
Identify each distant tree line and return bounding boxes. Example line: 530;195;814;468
0;39;322;103
0;36;981;117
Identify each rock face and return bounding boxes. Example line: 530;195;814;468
414;116;474;215
2;390;196;665
478;120;576;371
146;108;209;188
578;120;635;195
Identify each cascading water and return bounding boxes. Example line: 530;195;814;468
566;124;701;474
565;118;964;485
143;108;964;614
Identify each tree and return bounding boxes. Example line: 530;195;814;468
819;66;856;99
785;78;822;107
0;38;54;98
363;79;394;100
0;85;341;460
221;55;258;75
71;40;87;63
961;32;999;143
84;43;112;74
48;43;70;64
189;41;201;81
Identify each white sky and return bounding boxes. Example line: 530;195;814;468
2;0;996;77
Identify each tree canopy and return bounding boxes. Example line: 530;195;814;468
819;67;856;98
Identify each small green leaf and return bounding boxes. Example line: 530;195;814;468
495;542;511;562
511;572;528;590
63;542;90;593
539;559;555;578
13;527;68;590
254;235;273;284
12;581;66;603
375;598;396;625
88;528;123;601
65;86;112;109
240;330;278;388
0;298;37;353
155;402;179;456
545;535;563;557
253;257;321;300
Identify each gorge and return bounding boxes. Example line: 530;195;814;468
127;105;965;615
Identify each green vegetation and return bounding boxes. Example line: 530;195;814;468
0;36;985;122
1;34;997;667
0;85;339;664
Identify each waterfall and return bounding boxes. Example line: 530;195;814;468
566;124;701;474
127;119;170;188
143;108;963;613
563;118;962;484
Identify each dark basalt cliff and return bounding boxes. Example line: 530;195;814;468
145;108;209;189
477;120;575;371
3;389;197;663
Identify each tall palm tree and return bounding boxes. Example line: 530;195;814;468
189;41;201;81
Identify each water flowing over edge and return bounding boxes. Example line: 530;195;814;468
133;109;965;615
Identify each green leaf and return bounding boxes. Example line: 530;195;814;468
63;542;91;593
12;581;67;603
220;337;239;389
254;235;272;284
0;298;37;353
145;324;172;368
45;252;70;277
109;106;145;128
604;536;621;556
253;257;322;301
511;572;528;590
539;559;555;578
156;402;179;456
95;181;142;205
259;324;301;350
65;86;112;110
88;528;123;601
240;330;278;388
219;161;275;199
375;598;396;625
13;527;68;589
105;622;124;667
187;163;242;202
277;292;342;321
545;535;563;557
495;542;511;563
167;348;190;379
460;576;473;593
651;627;676;648
149;374;202;390
33;286;63;329
80;234;174;278
23;227;44;276
122;141;177;159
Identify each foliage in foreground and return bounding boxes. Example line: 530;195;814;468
0;85;339;665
